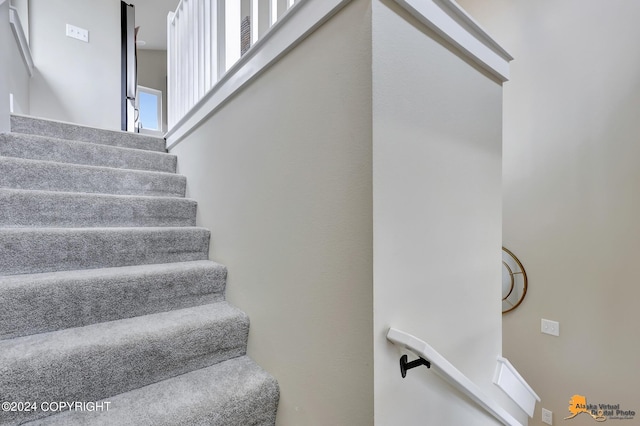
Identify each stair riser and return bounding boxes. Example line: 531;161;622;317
0;305;249;425
0;133;176;173
0;261;226;340
10;115;166;152
0;228;210;276
0;189;196;228
0;157;186;197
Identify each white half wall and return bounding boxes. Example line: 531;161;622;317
28;0;120;129
372;0;523;424
169;0;373;424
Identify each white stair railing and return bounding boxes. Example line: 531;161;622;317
167;0;297;128
387;328;524;426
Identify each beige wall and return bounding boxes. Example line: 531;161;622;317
372;1;523;424
137;49;167;132
459;1;640;425
28;0;120;129
170;0;374;424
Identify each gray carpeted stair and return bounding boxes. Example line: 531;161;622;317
27;356;280;426
0;115;279;425
0;303;249;424
0;189;197;228
0;260;227;340
0;133;177;173
0;227;210;275
0;156;186;197
10;115;166;152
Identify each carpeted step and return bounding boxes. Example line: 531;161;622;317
0;260;226;340
0;227;210;276
10;115;166;152
0;189;196;228
28;356;280;426
0;302;249;425
0;133;176;173
0;156;186;197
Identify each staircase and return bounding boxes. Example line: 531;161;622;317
0;116;279;425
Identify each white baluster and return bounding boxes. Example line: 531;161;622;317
198;0;205;99
216;0;226;79
269;0;277;26
250;0;259;44
224;0;241;72
167;12;175;127
203;0;212;92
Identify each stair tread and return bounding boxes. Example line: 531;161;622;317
0;188;197;228
0;260;227;340
0;156;186;197
0;133;176;173
27;356;279;426
10;115;166;152
0;302;250;425
0;226;210;276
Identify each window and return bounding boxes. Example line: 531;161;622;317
136;86;163;135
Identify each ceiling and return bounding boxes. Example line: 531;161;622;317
128;0;180;50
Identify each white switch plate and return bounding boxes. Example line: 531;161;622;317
66;24;89;42
541;319;560;336
542;408;553;424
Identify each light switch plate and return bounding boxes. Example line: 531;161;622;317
542;408;553;424
541;318;559;336
66;24;89;42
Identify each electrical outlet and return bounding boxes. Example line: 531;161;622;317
542;408;553;425
541;318;560;336
66;24;89;42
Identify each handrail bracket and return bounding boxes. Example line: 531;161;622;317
400;354;430;378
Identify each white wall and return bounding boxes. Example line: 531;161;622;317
8;18;30;114
170;0;374;424
137;49;167;132
458;1;640;425
28;0;120;129
0;0;10;132
372;1;522;424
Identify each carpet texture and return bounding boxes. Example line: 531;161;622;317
27;356;279;426
0;156;186;197
0;133;177;173
10;115;166;152
0;188;197;228
0;260;227;340
0;115;279;425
